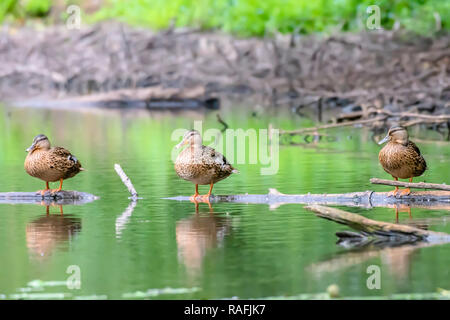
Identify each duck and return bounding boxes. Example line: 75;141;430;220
174;130;238;202
24;134;84;195
378;126;427;196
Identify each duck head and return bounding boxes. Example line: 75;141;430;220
378;126;409;146
176;130;202;149
26;134;51;153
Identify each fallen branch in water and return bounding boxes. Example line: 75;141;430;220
280;109;450;136
370;178;450;191
114;164;140;200
305;204;450;242
279;116;387;135
376;109;450;121
165;188;450;209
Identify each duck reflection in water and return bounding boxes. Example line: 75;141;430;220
26;205;81;261
394;204;412;223
176;202;232;278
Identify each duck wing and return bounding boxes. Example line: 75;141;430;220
48;147;82;172
408;141;422;156
408;141;427;172
202;146;237;173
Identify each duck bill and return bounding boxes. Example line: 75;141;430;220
378;134;389;145
175;138;188;149
26;143;36;152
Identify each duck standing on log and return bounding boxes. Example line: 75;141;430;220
174;130;238;202
378;126;427;196
25;134;84;195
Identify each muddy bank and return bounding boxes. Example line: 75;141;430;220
0;23;449;125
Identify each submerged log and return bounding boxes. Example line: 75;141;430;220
0;191;99;205
305;204;450;242
165;188;450;209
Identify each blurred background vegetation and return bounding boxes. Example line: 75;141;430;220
0;0;448;36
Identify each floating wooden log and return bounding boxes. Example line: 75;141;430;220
305;204;450;243
0;191;99;205
164;188;450;209
370;178;450;191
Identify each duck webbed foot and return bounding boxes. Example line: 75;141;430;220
36;189;50;196
386;186;399;197
199;195;211;202
36;182;50;196
398;188;411;196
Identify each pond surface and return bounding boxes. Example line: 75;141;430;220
0;104;449;299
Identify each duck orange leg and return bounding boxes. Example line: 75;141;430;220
200;183;214;202
387;176;399;197
399;178;412;196
189;184;200;202
51;178;63;194
38;182;50;196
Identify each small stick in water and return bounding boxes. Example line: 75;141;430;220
114;164;140;200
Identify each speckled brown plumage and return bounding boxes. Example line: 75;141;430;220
175;144;235;185
24;134;83;194
25;147;83;182
379;141;427;179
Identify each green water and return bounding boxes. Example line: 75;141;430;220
0;104;449;300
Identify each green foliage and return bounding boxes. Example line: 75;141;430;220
0;0;19;22
0;0;448;36
91;0;450;36
23;0;51;17
0;0;51;21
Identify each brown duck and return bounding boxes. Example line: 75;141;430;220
24;134;84;195
174;130;238;201
378;126;427;196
